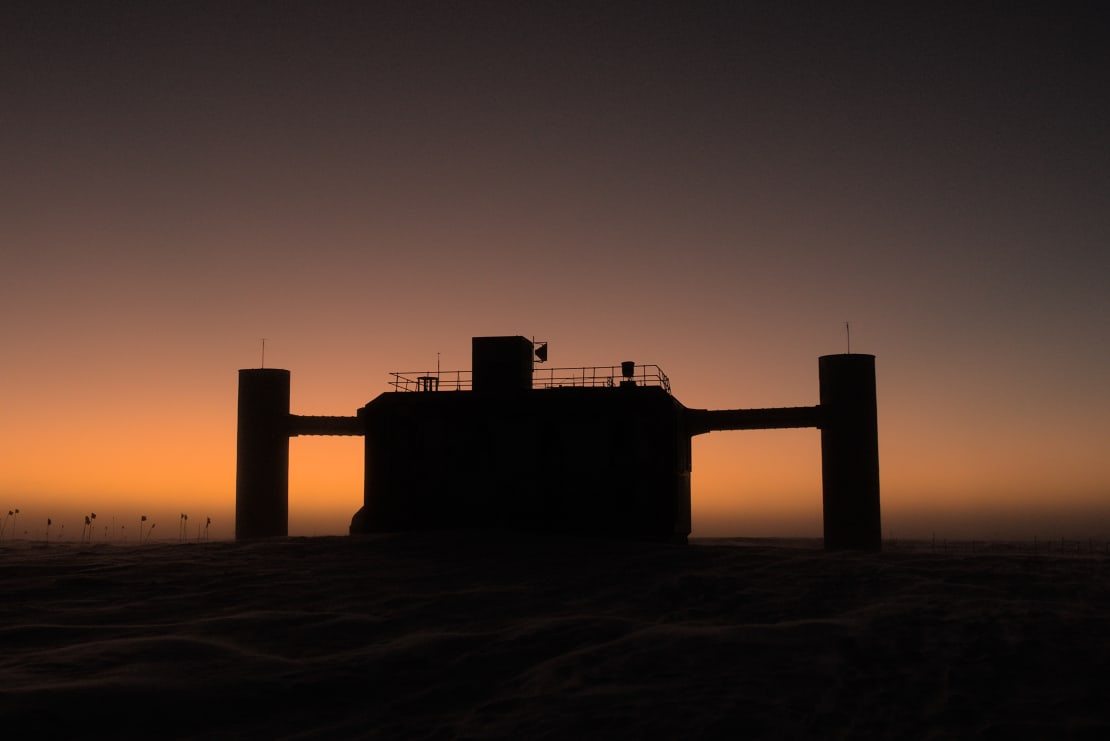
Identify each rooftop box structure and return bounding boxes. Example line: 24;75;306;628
471;335;534;392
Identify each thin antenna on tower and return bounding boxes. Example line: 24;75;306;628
845;322;851;354
436;352;440;377
261;338;267;368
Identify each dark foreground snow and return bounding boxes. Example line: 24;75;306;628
2;533;1108;739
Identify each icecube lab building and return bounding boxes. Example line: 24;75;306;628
236;336;880;549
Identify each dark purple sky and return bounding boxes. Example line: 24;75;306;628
4;2;1109;538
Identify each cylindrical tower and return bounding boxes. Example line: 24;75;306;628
819;354;881;551
235;369;291;539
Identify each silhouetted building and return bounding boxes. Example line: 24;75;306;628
236;336;881;549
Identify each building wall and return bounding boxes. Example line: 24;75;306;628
351;385;691;542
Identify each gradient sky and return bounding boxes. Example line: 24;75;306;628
3;2;1109;541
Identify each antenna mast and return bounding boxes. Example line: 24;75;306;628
261;338;267;368
845;323;851;354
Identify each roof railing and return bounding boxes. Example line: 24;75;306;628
389;370;472;392
389;364;671;394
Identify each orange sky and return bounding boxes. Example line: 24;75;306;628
3;3;1109;542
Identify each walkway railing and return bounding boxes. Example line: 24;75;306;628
389;370;472;392
389;365;671;394
532;364;671;392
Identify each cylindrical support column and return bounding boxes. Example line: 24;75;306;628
819;354;881;551
235;369;291;540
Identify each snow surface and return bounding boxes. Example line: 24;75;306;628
2;533;1108;739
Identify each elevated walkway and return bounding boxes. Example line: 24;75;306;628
288;414;362;436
